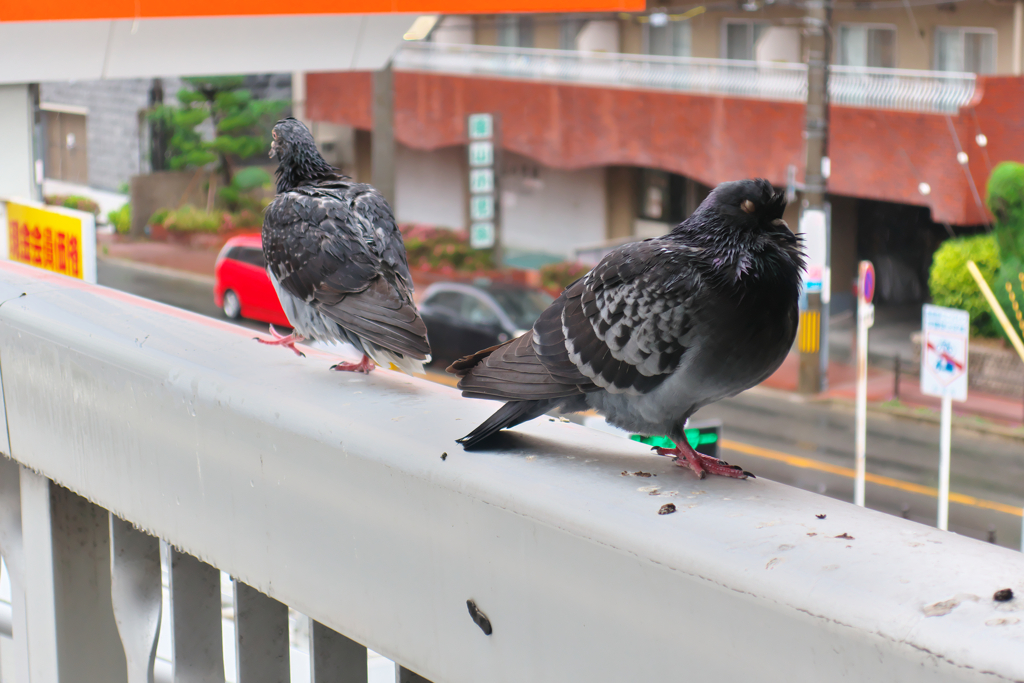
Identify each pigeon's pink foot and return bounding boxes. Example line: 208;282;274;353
330;355;376;374
254;324;306;357
654;443;754;480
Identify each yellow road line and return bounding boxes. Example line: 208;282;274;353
723;439;1024;517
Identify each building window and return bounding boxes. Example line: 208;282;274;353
838;24;896;68
645;19;692;57
498;15;534;48
637;170;686;224
722;20;769;60
935;27;996;73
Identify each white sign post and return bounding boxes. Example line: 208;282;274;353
920;304;970;531
854;260;874;507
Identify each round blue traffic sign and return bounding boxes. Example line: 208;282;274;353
859;261;875;304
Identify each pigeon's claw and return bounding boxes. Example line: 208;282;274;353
254;325;306;357
654;445;754;480
330;355;376;374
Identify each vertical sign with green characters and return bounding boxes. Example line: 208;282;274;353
467;113;498;261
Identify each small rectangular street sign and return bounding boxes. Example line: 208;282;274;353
469;168;494;193
921;304;969;402
469;141;493;167
470;194;495;221
470;222;495;249
468;113;493;140
1;199;97;284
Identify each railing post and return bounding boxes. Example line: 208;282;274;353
20;469;128;683
396;666;433;683
0;456;30;683
310;620;368;683
170;547;226;682
110;514;162;683
233;579;289;683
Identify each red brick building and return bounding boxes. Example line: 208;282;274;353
304;8;1024;311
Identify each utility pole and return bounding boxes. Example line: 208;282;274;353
372;62;396;207
798;0;832;394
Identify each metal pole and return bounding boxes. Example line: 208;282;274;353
798;0;831;394
938;396;952;531
371;63;396;207
855;298;868;507
894;354;901;402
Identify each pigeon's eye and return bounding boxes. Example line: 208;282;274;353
741;200;756;214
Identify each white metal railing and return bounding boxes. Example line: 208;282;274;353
394;42;977;114
1;259;1024;682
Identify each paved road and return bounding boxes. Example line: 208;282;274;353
97;258;1024;550
692;390;1024;549
98;258;267;334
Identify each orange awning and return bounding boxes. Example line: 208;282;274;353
1;0;643;22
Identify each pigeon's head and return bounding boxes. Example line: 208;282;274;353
270;117;339;192
704;178;789;236
678;178;804;285
269;117;316;163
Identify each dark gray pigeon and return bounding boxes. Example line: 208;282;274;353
257;118;430;374
448;179;804;479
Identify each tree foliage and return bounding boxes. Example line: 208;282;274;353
148;76;287;184
928;233;1001;338
986;161;1024;262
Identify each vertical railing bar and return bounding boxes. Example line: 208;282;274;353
110;514;163;683
233;579;289;683
310;619;369;683
169;547;226;683
396;666;434;683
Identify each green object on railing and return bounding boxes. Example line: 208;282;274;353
629;428;719;451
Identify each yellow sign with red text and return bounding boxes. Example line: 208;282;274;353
5;201;86;280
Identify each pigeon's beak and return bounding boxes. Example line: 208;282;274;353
269;141;278;159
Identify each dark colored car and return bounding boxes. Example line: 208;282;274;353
214;234;290;327
418;281;554;368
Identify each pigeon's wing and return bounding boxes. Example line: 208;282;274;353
263;186;430;359
448;288;595;401
561;240;703;395
451;239;703;400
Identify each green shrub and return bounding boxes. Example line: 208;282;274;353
107;204;131;234
217;167;271;212
539;261;590;293
223;209;263;230
45;194;100;216
399;224;495;272
928;234;1001;338
162;205;223;233
148;208;170;227
986;161;1024;262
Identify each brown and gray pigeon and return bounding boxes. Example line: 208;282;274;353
256;118;430;374
449;179;804;479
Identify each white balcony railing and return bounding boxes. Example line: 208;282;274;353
1;259;1023;683
394;42;977;114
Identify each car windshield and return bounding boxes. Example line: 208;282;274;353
484;286;554;330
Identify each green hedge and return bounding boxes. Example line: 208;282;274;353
928;234;1001;338
987;161;1024;263
107;204;131;234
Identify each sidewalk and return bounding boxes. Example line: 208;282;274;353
762;352;1024;433
99;234;223;276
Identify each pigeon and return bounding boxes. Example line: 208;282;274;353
257;118;431;374
448;179;804;479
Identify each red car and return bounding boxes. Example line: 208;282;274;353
214;234;290;327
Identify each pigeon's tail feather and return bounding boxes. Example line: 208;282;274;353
457;400;556;450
